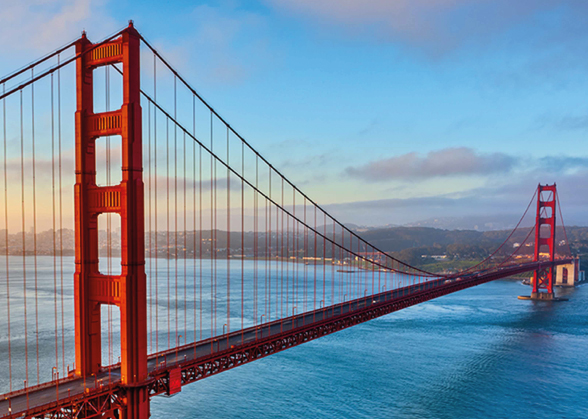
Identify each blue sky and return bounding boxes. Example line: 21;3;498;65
1;0;587;228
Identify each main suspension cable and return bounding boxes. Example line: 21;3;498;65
129;87;440;279
456;188;538;275
136;32;438;277
0;28;127;102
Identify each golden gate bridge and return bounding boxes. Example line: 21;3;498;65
0;23;577;418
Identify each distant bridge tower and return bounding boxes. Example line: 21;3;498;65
74;22;148;417
531;184;557;299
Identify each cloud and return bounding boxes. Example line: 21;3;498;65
324;168;588;227
346;147;516;181
536;156;588;173
555;115;588;131
4;154;75;184
266;0;565;54
149;4;274;86
323;194;509;227
0;0;118;56
148;175;242;194
358;119;379;136
280;152;331;170
534;112;588;132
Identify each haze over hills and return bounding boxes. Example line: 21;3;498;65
2;224;586;271
344;215;587;232
402;216;523;231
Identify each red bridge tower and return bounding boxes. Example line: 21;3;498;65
532;183;557;300
74;23;148;417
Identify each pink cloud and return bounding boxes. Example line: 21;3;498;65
346;147;515;181
266;0;561;54
0;0;118;56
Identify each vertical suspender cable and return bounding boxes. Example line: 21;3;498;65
268;168;271;322
193;96;197;345
378;243;381;294
148;99;152;354
57;55;66;376
173;77;178;346
313;206;317;318
303;198;307;314
288;190;292;318
20;89;29;387
350;234;354;298
254;155;258;327
340;227;344;303
348;233;352;299
323;213;326;309
226;127;230;339
51;73;59;374
213;116;218;338
153;54;159;353
556;190;572;256
280;178;284;321
210;111;214;340
225;126;231;341
354;233;357;297
199;137;203;341
332;220;335;313
147;96;153;353
285;182;289;318
241;140;245;341
265;182;268;322
31;69;40;385
3;82;12;392
166;117;170;349
275;188;279;320
183;131;187;342
293;189;297;315
371;247;375;297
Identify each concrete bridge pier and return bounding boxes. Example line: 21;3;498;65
554;258;580;287
518;258;580;301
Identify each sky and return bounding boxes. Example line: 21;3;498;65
1;0;587;229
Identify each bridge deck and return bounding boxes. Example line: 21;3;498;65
0;260;568;418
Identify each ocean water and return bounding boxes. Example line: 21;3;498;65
151;280;588;419
0;256;587;418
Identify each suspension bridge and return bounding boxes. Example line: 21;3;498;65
0;23;577;418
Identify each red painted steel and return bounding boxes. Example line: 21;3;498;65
74;22;148;417
168;368;182;395
532;184;557;295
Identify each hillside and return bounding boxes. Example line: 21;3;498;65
352;226;588;270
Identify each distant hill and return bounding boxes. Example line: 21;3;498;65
346;215;587;232
403;215;523;231
347;225;588;267
349;225;588;252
